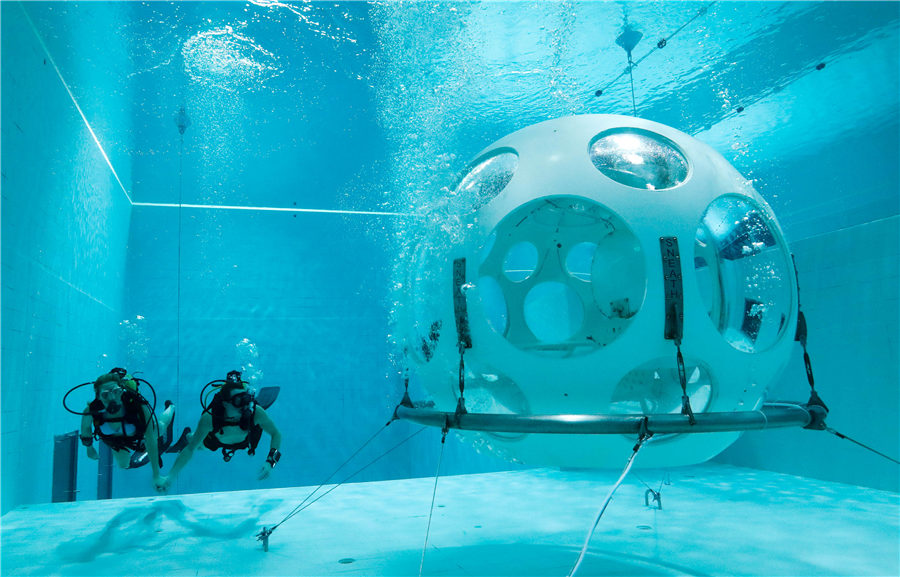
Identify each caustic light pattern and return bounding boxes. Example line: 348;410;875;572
403;115;796;468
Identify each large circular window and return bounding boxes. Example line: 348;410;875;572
452;149;518;212
477;196;646;356
694;195;794;353
589;129;689;190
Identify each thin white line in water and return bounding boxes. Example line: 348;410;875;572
32;259;115;311
20;3;133;205
133;202;418;217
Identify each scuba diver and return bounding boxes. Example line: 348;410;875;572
155;370;282;493
77;368;175;490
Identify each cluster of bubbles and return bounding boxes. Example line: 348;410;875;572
182;25;281;92
384;149;466;368
118;315;149;371
235;338;264;385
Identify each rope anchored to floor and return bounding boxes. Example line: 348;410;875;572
418;421;450;577
255;418;427;551
568;422;653;577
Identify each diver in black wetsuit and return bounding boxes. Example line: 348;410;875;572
79;368;174;490
155;370;281;493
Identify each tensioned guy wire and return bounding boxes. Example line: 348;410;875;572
419;427;448;577
273;421;393;530
826;427;900;465
262;423;428;537
593;2;717;102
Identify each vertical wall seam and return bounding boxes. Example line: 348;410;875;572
18;1;133;206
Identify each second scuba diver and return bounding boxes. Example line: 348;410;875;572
79;367;175;490
155;370;282;492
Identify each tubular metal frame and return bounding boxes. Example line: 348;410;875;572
394;402;814;435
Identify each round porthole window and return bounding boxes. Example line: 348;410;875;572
503;242;539;282
694;195;794;353
589;129;689;190
453;149;518;211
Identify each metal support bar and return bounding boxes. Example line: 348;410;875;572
395;403;813;435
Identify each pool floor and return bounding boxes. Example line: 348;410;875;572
2;463;897;576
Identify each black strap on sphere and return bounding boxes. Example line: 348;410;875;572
660;237;684;344
396;353;414;410
456;353;467;417
789;256;897;463
675;345;695;425
452;258;471;417
791;254;828;426
660;237;694;425
452;258;473;351
796;311;818;391
792;255;817;388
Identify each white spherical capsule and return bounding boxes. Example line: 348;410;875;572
404;114;797;468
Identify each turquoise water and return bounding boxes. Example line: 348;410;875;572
2;1;897;516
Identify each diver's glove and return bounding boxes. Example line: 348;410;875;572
85;445;99;460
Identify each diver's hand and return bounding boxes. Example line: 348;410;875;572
154;475;171;493
257;462;273;480
86;446;99;460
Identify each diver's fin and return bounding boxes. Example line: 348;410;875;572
166;427;192;453
130;420;184;467
128;448;165;469
256;387;280;410
129;450;150;469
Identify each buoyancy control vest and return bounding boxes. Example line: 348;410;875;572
203;390;262;461
89;389;149;452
